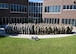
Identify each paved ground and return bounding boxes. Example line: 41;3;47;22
9;34;76;39
72;26;76;32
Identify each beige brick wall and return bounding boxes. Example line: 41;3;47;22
43;0;76;24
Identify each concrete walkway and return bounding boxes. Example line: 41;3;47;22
9;34;76;39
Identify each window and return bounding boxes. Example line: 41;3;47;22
63;5;76;10
62;19;64;24
0;3;8;9
52;18;54;24
40;7;42;12
62;18;76;26
57;6;60;12
68;19;71;24
70;5;72;9
45;5;61;12
53;6;55;12
44;18;60;24
49;6;51;12
24;6;27;12
75;19;76;26
67;5;69;9
45;6;48;12
40;3;42;6
63;5;66;9
44;18;46;23
55;18;56;23
72;19;74;25
74;5;76;9
14;5;17;11
50;18;51;23
35;3;38;6
67;19;69;24
57;19;60;24
21;5;24;12
65;19;67;24
55;6;57;12
29;2;33;6
10;4;13;11
48;18;50;23
47;6;49;12
10;4;27;13
49;6;54;12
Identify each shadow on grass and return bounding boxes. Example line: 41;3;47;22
0;35;7;38
8;34;19;36
0;34;19;38
0;33;19;38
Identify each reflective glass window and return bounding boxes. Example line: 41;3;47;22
70;5;72;9
63;5;66;9
67;5;69;9
74;5;76;9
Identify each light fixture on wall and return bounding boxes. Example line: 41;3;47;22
74;1;76;4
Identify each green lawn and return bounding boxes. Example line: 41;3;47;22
0;35;76;54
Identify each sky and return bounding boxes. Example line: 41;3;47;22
29;0;43;2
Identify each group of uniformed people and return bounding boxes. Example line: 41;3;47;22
4;23;35;34
4;23;73;34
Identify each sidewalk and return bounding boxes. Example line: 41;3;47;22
9;34;76;39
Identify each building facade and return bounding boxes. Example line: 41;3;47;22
43;0;76;26
28;2;43;23
0;0;76;27
0;0;28;25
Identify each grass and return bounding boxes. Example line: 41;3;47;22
0;35;76;54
